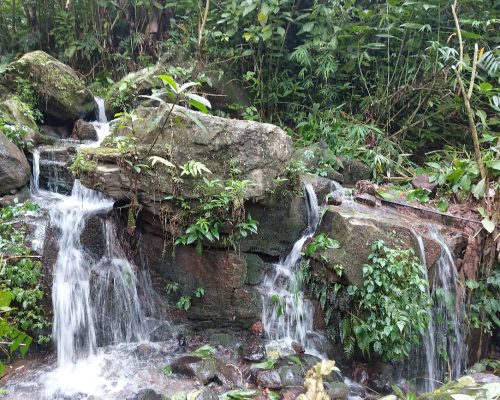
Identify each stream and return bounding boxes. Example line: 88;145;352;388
1;98;471;399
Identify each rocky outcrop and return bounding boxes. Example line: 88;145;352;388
105;64;165;118
138;234;264;329
0;132;30;194
310;201;468;285
2;51;95;124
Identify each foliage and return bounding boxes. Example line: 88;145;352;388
304;233;340;257
191;344;216;358
343;241;430;361
0;290;32;374
466;268;500;334
0;117;30;148
0;202;50;349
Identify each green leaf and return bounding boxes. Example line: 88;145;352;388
192;344;216;358
301;21;315;33
277;26;285;37
437;198;449;212
471;178;486;200
482;217;496;234
250;359;276;370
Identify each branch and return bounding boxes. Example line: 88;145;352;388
451;0;463;72
468;43;479;99
453;67;486;179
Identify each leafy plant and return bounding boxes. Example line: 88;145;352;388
304;233;340;257
342;240;430;361
176;295;191;311
191;344;216;358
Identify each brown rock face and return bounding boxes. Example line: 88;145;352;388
0;132;30;194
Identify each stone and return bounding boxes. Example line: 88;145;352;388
134;343;159;360
72;119;98;141
80;104;292;201
244;253;266;285
367;361;395;393
142;239;262;329
127;389;164;400
105;64;165;118
324;382;350;400
0;132;30;195
209;333;241;348
218;363;244;387
354;193;378;207
195;387;218;400
411;173;437;195
339;157;371;185
278;364;304;387
254;369;282;389
291;341;305;354
241;338;266;362
0;186;30;206
170;355;218;384
310;204;463;286
0;96;39;146
281;388;306;399
2;51;95;124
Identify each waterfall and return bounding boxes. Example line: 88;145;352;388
428;227;467;385
261;183;323;355
82;96;111;148
407;228;467;392
30;147;40;195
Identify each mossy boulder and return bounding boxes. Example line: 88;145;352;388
105;64;165;119
3;51;95;124
79;104;293;201
0;96;39;145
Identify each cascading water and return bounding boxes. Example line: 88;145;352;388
428;227;467;385
407;227;467;392
82;96;111;148
261;184;324;355
6;99;167;399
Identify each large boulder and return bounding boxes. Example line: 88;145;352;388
0;132;30;194
105;64;165;118
3;51;95;124
310;202;467;286
0;96;39;146
78;104;293;202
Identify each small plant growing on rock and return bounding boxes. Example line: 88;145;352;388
342;240;430;361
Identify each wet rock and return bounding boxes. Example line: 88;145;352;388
354;193;378;207
195;387;218;400
327;190;343;206
339;157;371;185
244;253;265;285
170;355;218;384
367;362;395;393
0;186;30;206
250;321;264;337
253;369;282;389
469;372;500;384
3;51;95;123
278;364;304;387
218;363;243;387
310;205;459;286
209;333;241;348
127;389;164;400
73;119;98;141
134;343;159;360
241;338;266;362
79;104;293;201
291;341;305;354
0;132;30;195
281;387;306;399
324;382;350;400
411;174;437;195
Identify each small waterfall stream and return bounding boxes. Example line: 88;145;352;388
261;184;324;355
408;228;467;392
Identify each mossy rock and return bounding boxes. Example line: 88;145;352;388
3;51;95;124
0;96;39;145
104;64;166;119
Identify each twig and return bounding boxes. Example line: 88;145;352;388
468;43;479;99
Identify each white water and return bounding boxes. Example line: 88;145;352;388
81;96;112;148
261;184;324;355
9;100;163;399
428;227;467;385
407;227;467;392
